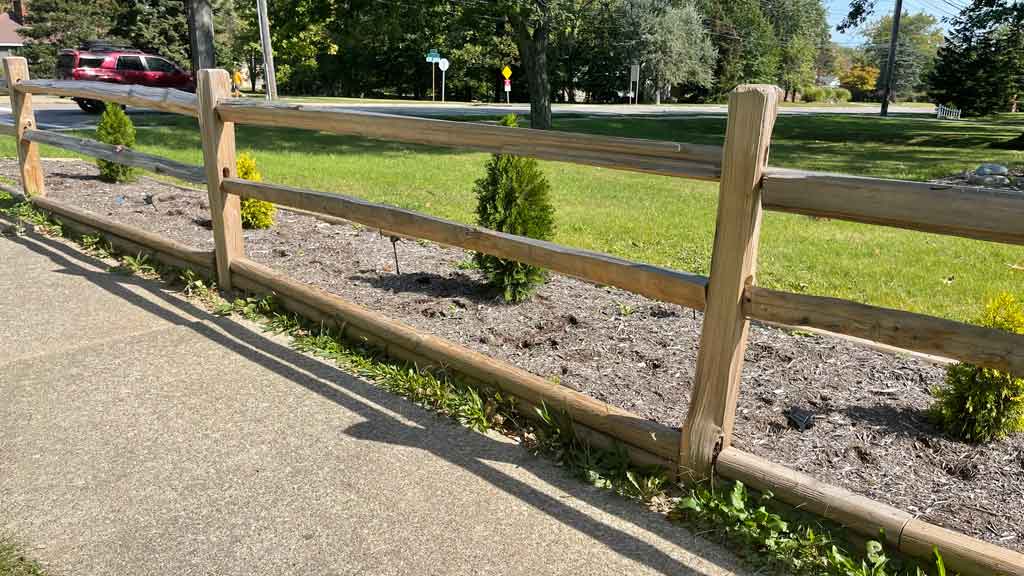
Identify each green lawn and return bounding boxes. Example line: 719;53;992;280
9;111;1023;323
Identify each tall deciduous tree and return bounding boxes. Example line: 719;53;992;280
701;0;779;95
864;12;942;101
765;0;828;100
639;0;716;103
506;0;554;129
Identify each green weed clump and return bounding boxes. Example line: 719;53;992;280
673;481;946;576
473;114;555;303
237;152;276;229
95;102;136;183
932;292;1024;443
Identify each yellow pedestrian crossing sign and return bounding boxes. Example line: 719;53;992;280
502;66;512;79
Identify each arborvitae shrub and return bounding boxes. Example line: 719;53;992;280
95;102;136;183
236;152;276;229
473;114;555;303
931;292;1024;443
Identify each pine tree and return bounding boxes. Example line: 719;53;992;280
928;0;1024;116
95;103;136;183
473;115;555;303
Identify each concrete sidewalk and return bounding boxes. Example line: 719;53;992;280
0;229;747;576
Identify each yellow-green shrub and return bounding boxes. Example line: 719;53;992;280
236;152;276;229
931;292;1024;443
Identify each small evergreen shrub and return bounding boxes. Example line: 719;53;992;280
833;87;852;102
473;114;555;303
236;152;276;229
931;292;1024;443
95;102;136;183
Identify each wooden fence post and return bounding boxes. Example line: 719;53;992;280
3;57;44;197
680;85;779;482
197;68;243;289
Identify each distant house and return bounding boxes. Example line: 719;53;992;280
0;11;25;60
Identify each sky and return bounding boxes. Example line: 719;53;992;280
825;0;962;46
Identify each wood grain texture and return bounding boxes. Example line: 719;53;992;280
763;168;1024;246
197;70;243;289
745;286;1024;375
3;57;44;197
221;177;709;310
16;79;199;118
32;196;215;270
718;447;1024;576
216;99;723;181
679;85;779;481
900;518;1024;576
230;256;681;461
23;129;206;184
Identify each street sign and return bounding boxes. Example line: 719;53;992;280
502;66;512;79
425;49;441;63
438;58;450;102
630;64;640;82
504;79;511;91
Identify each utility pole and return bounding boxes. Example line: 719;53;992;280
880;0;904;117
256;0;278;100
186;0;216;71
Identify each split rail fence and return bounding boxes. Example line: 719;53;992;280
3;56;1024;575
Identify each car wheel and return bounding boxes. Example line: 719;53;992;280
76;99;106;114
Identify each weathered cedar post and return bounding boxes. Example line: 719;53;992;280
3;57;44;197
197;69;243;289
680;85;779;481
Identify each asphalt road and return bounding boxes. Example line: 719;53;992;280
0;94;931;131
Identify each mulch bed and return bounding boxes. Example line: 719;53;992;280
11;158;1024;552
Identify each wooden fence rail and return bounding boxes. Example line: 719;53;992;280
215;99;724;181
763;168;1024;246
6;60;1024;575
222;177;709;310
16;79;199;117
23;129;206;184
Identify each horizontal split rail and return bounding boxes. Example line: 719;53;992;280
764;168;1024;245
222;178;709;310
5;60;1024;575
24;129;206;184
216;100;724;181
17;79;199;117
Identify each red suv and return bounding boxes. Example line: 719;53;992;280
56;43;195;113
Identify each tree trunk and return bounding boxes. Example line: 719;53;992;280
511;8;552;130
186;0;216;71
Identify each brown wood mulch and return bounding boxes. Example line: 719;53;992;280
12;159;1023;552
